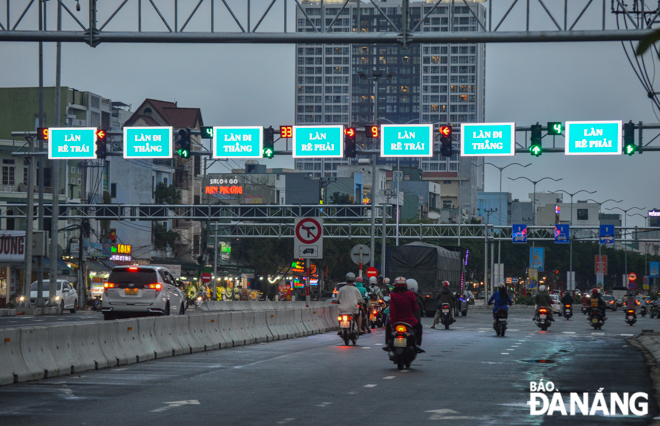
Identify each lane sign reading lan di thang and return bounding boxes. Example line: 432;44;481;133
461;123;516;156
213;126;263;159
123;126;173;158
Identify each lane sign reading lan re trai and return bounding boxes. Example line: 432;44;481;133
48;127;98;160
123;127;173;158
380;124;433;157
460;123;516;156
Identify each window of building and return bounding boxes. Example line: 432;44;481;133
443;200;453;209
194;155;201;176
577;209;589;220
111;183;117;198
2;165;14;185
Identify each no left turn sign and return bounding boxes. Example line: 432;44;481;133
294;217;323;259
296;218;322;244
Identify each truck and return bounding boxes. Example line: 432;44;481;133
387;242;463;316
611;286;629;308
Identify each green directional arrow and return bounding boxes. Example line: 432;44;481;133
530;145;542;156
263;147;274;159
625;144;636;155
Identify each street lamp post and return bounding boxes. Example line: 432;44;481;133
483;208;497;301
357;70;396;267
485;162;531;269
508;176;563;248
607;206;646;278
552;189;597;291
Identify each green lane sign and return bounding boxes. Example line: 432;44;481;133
213;126;263;159
565;121;622;155
461;122;516;156
380;124;433;157
48;127;97;160
123;126;173;158
292;125;343;158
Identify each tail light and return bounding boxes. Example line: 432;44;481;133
565;305;570;308
104;282;117;289
342;315;348;321
143;283;162;290
128;266;138;272
372;310;378;315
379;299;384;304
539;308;547;313
628;310;635;313
395;325;407;333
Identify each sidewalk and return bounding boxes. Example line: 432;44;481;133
631;330;660;425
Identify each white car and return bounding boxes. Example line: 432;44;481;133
101;266;186;320
550;294;561;314
29;279;78;313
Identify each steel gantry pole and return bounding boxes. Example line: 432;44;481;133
587;198;622;286
485;162;530;272
608;206;646;279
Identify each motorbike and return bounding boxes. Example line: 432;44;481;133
337;313;359;346
641;306;647;317
625;309;637;326
91;295;102;312
563;304;573;320
359;302;371;334
535;307;552;331
458;296;469;317
588;308;606;330
439;303;455;330
651;304;659;318
387;322;418;370
581;303;588;315
493;308;508;337
369;303;384;328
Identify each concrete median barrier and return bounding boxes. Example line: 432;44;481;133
189;314;216;351
153;315;185;357
0;328;32;384
218;311;239;347
72;322;109;371
20;326;62;379
232;312;255;345
252;310;273;343
47;324;96;375
265;310;282;340
173;315;204;354
116;318;150;363
97;320;129;367
137;317;168;359
202;313;229;349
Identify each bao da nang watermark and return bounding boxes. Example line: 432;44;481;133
528;380;648;416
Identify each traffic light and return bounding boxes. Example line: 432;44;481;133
263;126;275;158
95;129;107;159
365;125;379;139
200;126;214;139
439;125;452;157
530;124;542;157
623;122;635;155
37;127;49;141
344;127;356;158
280;125;293;139
177;128;191;158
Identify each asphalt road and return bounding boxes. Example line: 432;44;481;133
0;308;657;425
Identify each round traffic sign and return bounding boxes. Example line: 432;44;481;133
295;218;322;244
201;272;212;284
350;244;371;265
366;267;378;278
629;282;637;291
628;273;637;281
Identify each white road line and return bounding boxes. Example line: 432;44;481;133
276;418;296;424
362;347;371;349
619;334;634;337
508;329;519;331
591;332;605;336
501;353;509;355
316;402;333;407
374;343;383;346
478;331;485;333
364;384;377;388
383;376;395;380
563;331;576;334
401;370;410;373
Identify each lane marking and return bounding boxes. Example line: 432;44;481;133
276;418;296;424
112;368;128;372
619;334;634;337
383;376;395;380
316;402;333;407
348;392;356;395
562;332;576;334
478;331;485;333
501;353;509;355
591;332;605;336
364;384;377;388
374;343;383;346
362;347;371;350
401;370;410;373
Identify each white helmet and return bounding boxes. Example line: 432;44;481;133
369;276;377;285
384;278;390;284
406;278;418;293
539;285;546;292
498;282;506;289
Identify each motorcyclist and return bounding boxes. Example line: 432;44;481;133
588;288;607;318
368;276;384;300
406;278;425;318
384;276;423;351
580;293;589;307
488;282;513;324
431;281;455;329
534;285;554;321
355;277;371;334
337;272;364;334
624;293;638;313
561;291;574;316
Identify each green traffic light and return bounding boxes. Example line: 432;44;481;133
625;144;635;155
530;145;542;156
178;149;190;158
263;147;274;159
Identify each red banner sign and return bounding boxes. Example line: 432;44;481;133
595;255;607;275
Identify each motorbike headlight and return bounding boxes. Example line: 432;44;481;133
19;296;25;302
196;296;202;301
54;296;60;301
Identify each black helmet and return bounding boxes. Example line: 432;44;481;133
377;275;384;281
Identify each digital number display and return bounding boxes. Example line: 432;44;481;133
280;126;293;138
366;125;379;138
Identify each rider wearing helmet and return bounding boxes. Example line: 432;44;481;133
588;288;607;316
368;276;384;300
385;276;423;350
407;278;426;319
337;272;364;334
488;282;513;324
431;281;456;329
534;285;554;321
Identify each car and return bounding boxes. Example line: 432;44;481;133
477;291;485;299
332;282;348;301
550;294;561;314
30;279;78;313
101;266;187;320
602;295;617;311
302;248;315;254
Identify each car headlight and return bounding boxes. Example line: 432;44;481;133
196;296;202;301
19;296;25;302
54;296;60;301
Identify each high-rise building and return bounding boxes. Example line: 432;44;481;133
294;0;485;218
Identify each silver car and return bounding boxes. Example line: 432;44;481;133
101;266;186;320
29;279;78;313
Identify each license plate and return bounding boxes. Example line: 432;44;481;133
125;288;138;295
499;319;507;323
539;315;546;320
394;337;406;347
592;318;599;323
628;316;634;320
442;309;449;313
340;321;350;328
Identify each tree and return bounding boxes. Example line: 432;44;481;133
329;192;354;204
153;223;179;251
154;183;181;204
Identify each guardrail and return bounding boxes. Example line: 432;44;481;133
0;302;338;386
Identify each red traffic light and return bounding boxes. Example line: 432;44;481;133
439;126;452;137
37;127;49;141
280;126;293;139
96;129;107;140
344;127;356;138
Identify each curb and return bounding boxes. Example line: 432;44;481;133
630;331;660;426
0;309;16;317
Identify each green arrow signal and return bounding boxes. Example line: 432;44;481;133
625;144;635;155
530;145;542;156
178;148;190;158
263;147;274;159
